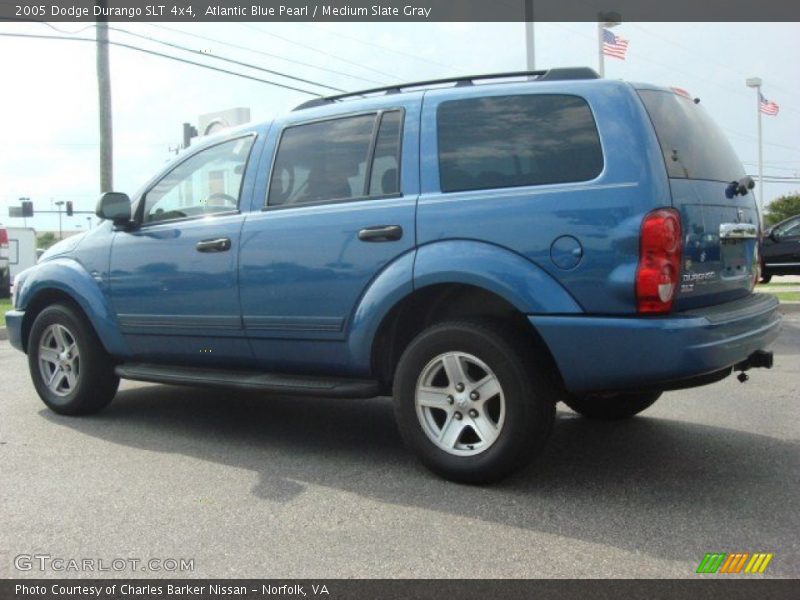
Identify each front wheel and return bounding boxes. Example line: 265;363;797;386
563;391;662;420
28;303;119;415
393;321;557;484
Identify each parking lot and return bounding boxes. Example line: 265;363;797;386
1;313;798;579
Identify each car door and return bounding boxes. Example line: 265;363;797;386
764;217;800;270
239;103;419;375
109;134;258;366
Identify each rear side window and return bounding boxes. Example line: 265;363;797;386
437;94;603;193
268;110;403;207
638;90;745;182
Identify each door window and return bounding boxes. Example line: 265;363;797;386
142;136;254;224
268;110;403;207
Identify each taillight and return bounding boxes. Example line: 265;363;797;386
636;208;682;314
0;228;8;248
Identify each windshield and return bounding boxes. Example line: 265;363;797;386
638;89;745;182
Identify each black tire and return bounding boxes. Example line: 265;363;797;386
27;303;119;415
393;320;557;484
563;391;662;420
760;271;772;284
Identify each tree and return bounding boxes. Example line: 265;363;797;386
37;232;58;250
764;192;800;227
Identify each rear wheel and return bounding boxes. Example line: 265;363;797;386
760;271;772;284
563;391;662;420
28;303;119;415
393;320;557;484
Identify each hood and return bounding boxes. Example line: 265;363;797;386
39;232;88;262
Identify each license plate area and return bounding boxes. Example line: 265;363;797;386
720;239;749;278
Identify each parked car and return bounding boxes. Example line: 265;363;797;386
761;214;800;283
5;68;781;483
0;223;10;298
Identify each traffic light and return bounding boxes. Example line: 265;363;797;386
66;201;74;216
183;123;198;149
21;200;33;217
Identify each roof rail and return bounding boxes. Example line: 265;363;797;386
293;67;600;111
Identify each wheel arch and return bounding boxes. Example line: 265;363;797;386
16;259;128;357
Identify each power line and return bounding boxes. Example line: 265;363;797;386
238;23;398;82
105;25;346;93
0;31;324;96
143;23;390;86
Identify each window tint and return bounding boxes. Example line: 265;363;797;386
638;90;745;182
368;111;402;196
437;94;603;193
143;137;254;224
268;114;375;206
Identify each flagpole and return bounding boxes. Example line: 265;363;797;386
746;77;764;218
598;13;621;78
597;21;604;77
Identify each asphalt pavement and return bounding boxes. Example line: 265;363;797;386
1;316;798;579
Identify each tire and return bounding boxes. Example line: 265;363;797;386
393;320;557;484
760;271;772;284
27;303;119;415
563;391;662;420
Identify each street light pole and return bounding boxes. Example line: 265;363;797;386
54;201;65;239
746;77;764;219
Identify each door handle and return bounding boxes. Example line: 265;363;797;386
196;237;231;252
358;225;403;242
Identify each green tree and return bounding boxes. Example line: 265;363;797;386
764;192;800;226
37;232;58;250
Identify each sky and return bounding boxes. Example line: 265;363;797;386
0;21;798;233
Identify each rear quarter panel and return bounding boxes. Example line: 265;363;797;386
417;80;670;314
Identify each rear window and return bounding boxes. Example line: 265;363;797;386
437;94;603;193
638;90;745;182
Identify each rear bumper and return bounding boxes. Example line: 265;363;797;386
4;310;24;352
530;293;781;393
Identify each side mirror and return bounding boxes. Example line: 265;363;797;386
96;192;132;225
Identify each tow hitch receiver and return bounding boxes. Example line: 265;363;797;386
734;350;774;382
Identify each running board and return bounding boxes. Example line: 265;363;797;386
115;363;380;398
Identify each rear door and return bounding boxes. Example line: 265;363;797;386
638;89;759;309
238;104;419;373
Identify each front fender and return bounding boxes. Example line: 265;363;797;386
16;258;129;357
413;240;583;315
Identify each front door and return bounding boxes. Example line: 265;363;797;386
110;135;256;365
239;107;418;375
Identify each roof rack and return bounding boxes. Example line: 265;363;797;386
293;67;600;111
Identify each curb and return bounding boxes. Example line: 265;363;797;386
778;302;800;314
0;327;7;341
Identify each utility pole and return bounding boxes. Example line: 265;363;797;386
746;77;764;220
54;201;65;239
96;1;113;192
524;0;535;71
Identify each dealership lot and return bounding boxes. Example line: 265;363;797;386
1;315;798;579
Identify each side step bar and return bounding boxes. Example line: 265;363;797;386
115;363;380;399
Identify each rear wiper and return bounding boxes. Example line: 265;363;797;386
725;176;755;198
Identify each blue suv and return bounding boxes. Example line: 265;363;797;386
5;68;781;483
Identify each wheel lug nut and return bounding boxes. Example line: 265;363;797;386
469;391;479;401
455;383;465;392
469;409;478;418
454;412;463;420
447;395;454;405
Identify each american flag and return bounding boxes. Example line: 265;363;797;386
759;93;779;116
602;28;629;60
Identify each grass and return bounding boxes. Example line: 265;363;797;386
0;298;11;327
774;292;800;302
757;282;800;288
